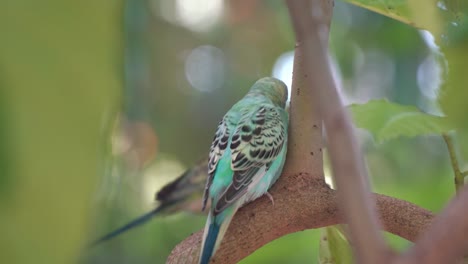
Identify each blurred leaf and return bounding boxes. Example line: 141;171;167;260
343;0;450;36
344;0;468;156
438;5;468;161
0;1;122;264
319;226;354;264
349;99;454;142
344;0;415;27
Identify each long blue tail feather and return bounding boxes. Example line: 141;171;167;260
200;221;220;264
89;202;171;247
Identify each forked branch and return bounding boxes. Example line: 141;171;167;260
166;0;437;263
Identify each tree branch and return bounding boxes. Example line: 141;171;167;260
166;179;434;264
285;0;392;263
396;184;468;264
281;0;324;179
166;1;437;263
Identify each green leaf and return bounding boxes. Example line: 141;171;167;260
345;0;415;27
343;0;468;45
319;226;354;264
349;99;454;142
343;1;468;157
438;5;468;162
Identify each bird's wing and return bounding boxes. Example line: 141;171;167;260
213;104;287;215
202;115;232;211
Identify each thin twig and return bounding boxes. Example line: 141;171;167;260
443;133;465;193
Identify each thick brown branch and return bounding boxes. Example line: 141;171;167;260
282;1;323;177
166;176;434;264
396;184;468;264
285;0;391;263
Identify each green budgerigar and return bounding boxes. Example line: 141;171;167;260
199;77;289;264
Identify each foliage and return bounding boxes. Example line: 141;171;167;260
344;0;468;159
319;226;354;264
349;99;454;142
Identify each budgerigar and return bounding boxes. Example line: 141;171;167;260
90;159;208;246
199;77;289;264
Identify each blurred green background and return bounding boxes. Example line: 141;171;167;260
1;0;465;264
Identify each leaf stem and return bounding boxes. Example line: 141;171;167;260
462;171;468;178
442;133;465;193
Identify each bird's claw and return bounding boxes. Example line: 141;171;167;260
265;192;275;206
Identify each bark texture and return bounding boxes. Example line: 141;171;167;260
166;177;434;264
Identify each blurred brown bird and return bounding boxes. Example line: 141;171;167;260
91;158;209;246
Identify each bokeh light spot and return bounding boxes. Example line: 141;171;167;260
417;54;442;100
175;0;223;32
142;157;186;209
185;45;226;92
272;51;294;102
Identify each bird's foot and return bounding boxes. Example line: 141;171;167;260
265;192;274;206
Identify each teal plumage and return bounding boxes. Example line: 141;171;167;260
199;77;289;264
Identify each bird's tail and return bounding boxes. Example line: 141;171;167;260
199;210;235;264
89;202;171;247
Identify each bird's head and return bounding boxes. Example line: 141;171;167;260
247;77;288;108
